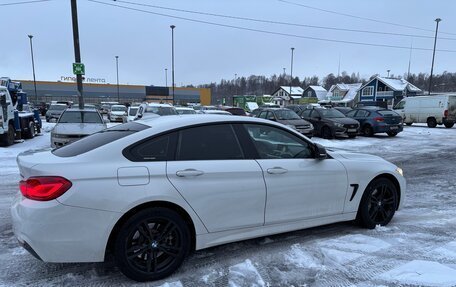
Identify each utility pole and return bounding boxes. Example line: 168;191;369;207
27;35;38;103
407;39;413;80
71;0;84;109
337;53;341;78
283;67;286;75
170;25;176;105
115;56;119;103
387;69;391;77
429;18;441;95
165;68;168;87
290;47;294;101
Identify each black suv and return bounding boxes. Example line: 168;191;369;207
257;108;314;138
299;108;360;139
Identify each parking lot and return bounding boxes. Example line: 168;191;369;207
1;122;455;287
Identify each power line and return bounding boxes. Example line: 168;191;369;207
113;0;456;41
89;0;456;53
0;0;52;6
279;0;456;36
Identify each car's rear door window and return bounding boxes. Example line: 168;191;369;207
126;133;177;161
177;124;244;160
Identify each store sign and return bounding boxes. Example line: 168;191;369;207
60;76;107;84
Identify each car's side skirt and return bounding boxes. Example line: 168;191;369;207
195;212;357;250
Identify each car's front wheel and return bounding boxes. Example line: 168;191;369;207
357;178;398;229
386;131;397;137
115;208;191;282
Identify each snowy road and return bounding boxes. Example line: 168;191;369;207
1;123;456;287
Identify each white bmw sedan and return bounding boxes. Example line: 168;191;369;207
11;115;405;282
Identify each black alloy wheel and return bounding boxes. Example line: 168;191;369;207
321;126;333;139
115;208;190;282
358;178;398;229
427;117;437;128
363;125;374;137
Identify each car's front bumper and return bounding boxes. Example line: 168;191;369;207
296;127;313;137
109;115;125;122
10;193;120;262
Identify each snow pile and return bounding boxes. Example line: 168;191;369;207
284;244;322;269
378;260;456;286
228;259;265;287
318;234;391;253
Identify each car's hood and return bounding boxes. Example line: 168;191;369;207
329;150;384;162
52;123;106;135
326;117;359;125
279;119;311;125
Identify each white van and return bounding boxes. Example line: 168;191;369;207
393;95;456;128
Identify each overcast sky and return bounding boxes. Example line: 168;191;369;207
1;0;455;86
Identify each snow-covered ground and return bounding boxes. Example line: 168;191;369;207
1;122;456;287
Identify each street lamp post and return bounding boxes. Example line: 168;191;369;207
387;69;390;77
429;18;442;95
165;68;168;87
27;35;38;103
290;47;295;102
115;56;119;103
170;25;176;105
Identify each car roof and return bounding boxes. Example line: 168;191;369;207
144;103;174;107
64;108;99;112
175;107;194;110
111;104;126;107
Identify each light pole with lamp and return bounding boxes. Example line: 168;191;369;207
290;47;295;103
115;56;119;103
429;18;441;95
170;25;176;104
27;35;38;103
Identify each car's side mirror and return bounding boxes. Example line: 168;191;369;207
314;143;327;159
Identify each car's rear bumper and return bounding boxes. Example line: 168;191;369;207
373;124;403;134
10;193;120;262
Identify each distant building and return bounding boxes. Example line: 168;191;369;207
271;86;304;106
358;76;422;107
324;83;363;107
302;85;327;101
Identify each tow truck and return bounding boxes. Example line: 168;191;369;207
0;77;42;146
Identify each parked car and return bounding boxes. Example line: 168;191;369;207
176;107;197;115
346;107;403;137
83;104;97;109
108;104;128;122
45;104;67;122
13;115;405;282
334;106;353;115
286;104;308;114
135;103;178;120
37;102;48;116
299;107;359;139
193;105;218;114
100;104;111;115
250;108;263;117
222;107;247;116
50;108;107;148
200;110;232;115
393;95;456;128
124;105;140;123
257;108;313;138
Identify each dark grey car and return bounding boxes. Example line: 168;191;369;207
45;104;67;122
257;108;313;138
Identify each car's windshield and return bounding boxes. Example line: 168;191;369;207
49;105;67;111
145;106;178;116
58;111;103;124
111;106;126;112
275;110;301;120
129;107;139;116
319;109;345;118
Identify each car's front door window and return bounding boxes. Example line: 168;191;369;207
244;124;313;159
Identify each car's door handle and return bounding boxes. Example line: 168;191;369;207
267;167;288;174
176;169;204;177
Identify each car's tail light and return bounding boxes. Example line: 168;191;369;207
444;110;448;117
19;177;72;201
374;117;384;122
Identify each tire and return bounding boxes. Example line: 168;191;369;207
46;117;50;123
363;125;374;137
357;178;398;229
444;122;454;128
1;123;15;146
386;131;397;137
427;117;437;128
24;121;35;139
321;126;333;139
348;134;357;139
405;122;412;126
114;208;191;282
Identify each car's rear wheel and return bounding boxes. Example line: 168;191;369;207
363;125;374;137
358;178;398;229
24;121;35;139
321;126;333;139
115;208;190;282
386;131;397;137
427;117;437;128
1;123;15;146
405;122;412;126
